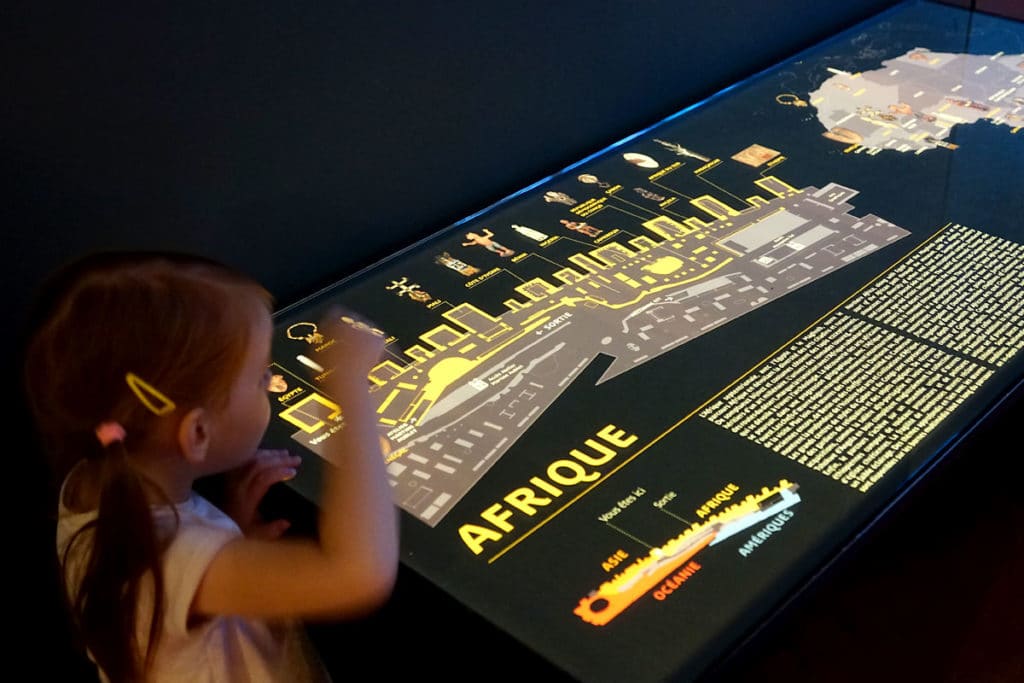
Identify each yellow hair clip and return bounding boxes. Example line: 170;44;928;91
125;372;176;416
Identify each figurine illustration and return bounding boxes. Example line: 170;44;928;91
462;228;515;257
387;276;432;302
511;224;549;242
436;251;480;276
286;322;325;345
577;173;611;188
634;187;667;202
653;139;711;161
544;190;578;206
560;219;603;237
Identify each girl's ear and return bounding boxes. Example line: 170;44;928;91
177;407;210;465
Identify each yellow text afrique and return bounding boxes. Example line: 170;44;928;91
459;424;638;555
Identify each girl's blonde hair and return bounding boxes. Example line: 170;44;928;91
24;250;273;683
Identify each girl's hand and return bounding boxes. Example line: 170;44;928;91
318;308;386;397
222;448;302;539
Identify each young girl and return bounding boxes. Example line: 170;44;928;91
24;250;400;682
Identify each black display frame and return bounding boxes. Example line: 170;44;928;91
267;2;1024;680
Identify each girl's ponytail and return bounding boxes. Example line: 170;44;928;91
65;431;172;683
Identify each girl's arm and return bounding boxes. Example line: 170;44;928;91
191;314;400;620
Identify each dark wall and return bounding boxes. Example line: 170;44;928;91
4;0;903;675
5;1;904;318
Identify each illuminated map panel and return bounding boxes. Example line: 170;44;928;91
265;4;1023;681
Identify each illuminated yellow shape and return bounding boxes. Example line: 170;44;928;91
426;357;477;396
405;344;433;362
614;273;641;288
503;299;527;311
591;243;636;266
691;195;740;219
279;393;341;433
569;253;606;273
377;388;402;414
642;215;689;239
755;176;799;197
517;278;559;300
553;267;588;284
628;236;658;251
641;256;684;275
400;356;480;426
421;324;467;350
368;360;403;386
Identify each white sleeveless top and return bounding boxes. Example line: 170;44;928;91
56;464;331;683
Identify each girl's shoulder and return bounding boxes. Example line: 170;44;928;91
57;462;238;537
164;491;240;534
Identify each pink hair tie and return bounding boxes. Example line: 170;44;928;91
95;421;127;447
